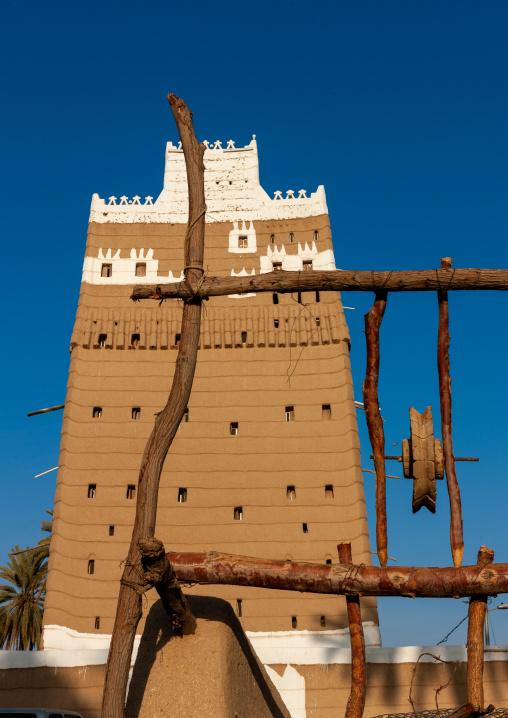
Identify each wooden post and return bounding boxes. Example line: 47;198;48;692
337;542;366;718
467;546;494;712
100;95;205;718
363;290;388;567
437;260;464;567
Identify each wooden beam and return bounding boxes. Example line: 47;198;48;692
466;547;494;712
166;550;508;598
131;267;508;300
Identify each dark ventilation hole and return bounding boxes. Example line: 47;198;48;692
131;333;140;348
289;233;294;243
182;408;189;423
315;291;320;303
101;263;112;277
95;617;101;629
135;263;146;277
109;526;115;536
236;599;242;617
272;293;279;304
229;181;232;185
285;406;294;422
322;404;331;420
325;484;334;498
132;408;140;420
315;317;320;326
326;558;332;565
241;331;247;344
270;234;275;244
98;333;107;347
302;523;308;534
314;230;319;241
287;485;296;500
230;422;239;436
175;333;181;345
126;485;135;500
88;484;96;499
88;560;95;575
93;407;102;419
234;506;243;520
320;615;326;627
274;319;279;328
178;488;187;503
292;616;297;629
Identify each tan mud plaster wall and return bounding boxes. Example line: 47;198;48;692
44;213;378;639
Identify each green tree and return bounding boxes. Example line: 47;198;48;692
34;509;53;563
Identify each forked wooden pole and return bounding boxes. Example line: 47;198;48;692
467;546;494;712
337;542;366;718
363;290;388;567
101;95;205;718
437;262;464;567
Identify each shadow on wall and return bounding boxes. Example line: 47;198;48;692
126;595;290;718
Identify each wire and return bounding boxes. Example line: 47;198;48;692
436;613;468;645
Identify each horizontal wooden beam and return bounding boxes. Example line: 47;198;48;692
168;550;507;598
132;268;508;301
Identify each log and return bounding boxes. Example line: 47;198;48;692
338;542;366;718
448;703;495;718
466;547;495;712
166;550;508;598
363;291;388;567
437;283;464;567
131;267;508;300
101;95;204;718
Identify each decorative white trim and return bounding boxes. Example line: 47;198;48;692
265;665;306;718
228;220;257;253
229;267;256;298
89;137;328;224
81;248;183;286
260;244;336;274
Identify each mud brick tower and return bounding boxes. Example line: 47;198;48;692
43;135;380;679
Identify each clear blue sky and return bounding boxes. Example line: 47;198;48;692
2;0;508;647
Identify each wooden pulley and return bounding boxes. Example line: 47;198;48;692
402;407;444;514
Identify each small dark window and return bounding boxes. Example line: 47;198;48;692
326;558;332;565
273;261;282;271
285;406;294;422
126;485;135;500
303;260;313;271
238;236;248;249
272;293;279;304
132;408;141;420
287;485;296;500
93;407;102;419
88;484;96;499
314;231;319;241
325;484;334;498
316;291;320;303
234;506;243;520
230;422;238;436
241;331;247;344
320;615;326;627
289;233;294;243
178;488;187;503
316;317;320;326
270;234;275;244
131;333;140;348
98;333;107;347
88;560;95;575
175;333;181;345
274;319;279;328
236;599;242;617
292;616;297;628
322;404;331;420
109;526;114;536
182;408;189;422
302;523;308;534
101;263;112;277
95;616;100;629
135;263;146;277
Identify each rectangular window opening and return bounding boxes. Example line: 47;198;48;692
285;406;294;422
303;260;313;271
314;230;319;241
236;599;243;617
88;560;95;575
289;233;294;243
95;617;100;629
272;293;279;305
302;523;308;534
238;236;248;249
132;407;141;420
320;615;326;627
292;616;297;629
326;558;332;565
135;263;146;277
93;407;102;419
230;422;238;436
315;317;320;326
325;484;334;498
175;333;181;345
178;488;187;503
182;408;189;423
316;291;320;303
322;404;331;420
287;485;296;500
126;485;135;500
241;331;247;344
270;234;275;244
131;333;140;348
274;319;279;328
109;525;115;536
101;263;112;278
98;333;107;347
273;261;282;271
88;484;96;499
234;506;243;520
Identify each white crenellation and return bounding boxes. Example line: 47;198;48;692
229;267;256;298
81;248;184;286
260;243;336;274
228;220;257;253
89;136;328;224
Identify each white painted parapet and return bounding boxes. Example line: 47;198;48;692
81;248;183;285
228;220;257;253
89;137;328;224
260;244;336;273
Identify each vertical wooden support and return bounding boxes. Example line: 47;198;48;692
338;541;366;718
466;546;494;712
363;290;388;567
437;261;464;567
100;95;205;718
